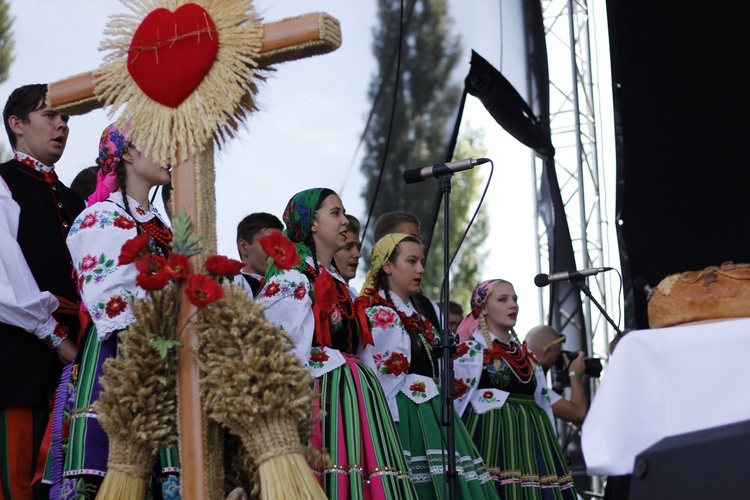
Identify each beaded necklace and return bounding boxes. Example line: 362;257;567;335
484;338;534;383
141;218;173;250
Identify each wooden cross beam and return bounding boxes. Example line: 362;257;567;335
47;11;341;499
47;12;341;114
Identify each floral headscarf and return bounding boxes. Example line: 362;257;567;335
360;233;411;300
456;279;507;341
266;188;325;279
87;122;130;206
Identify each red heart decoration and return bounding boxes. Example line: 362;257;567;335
127;4;219;108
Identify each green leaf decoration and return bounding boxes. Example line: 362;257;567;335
149;337;184;359
170;207;202;256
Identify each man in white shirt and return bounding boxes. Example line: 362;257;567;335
0;84;84;498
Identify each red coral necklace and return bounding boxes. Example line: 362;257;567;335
486;339;534;383
141;218;172;250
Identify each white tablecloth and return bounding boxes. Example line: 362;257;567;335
582;317;750;475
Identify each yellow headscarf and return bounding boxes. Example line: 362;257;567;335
360;233;411;299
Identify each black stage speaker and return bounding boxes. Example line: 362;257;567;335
629;419;750;499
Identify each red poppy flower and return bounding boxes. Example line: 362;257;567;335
453;343;469;360
105;296;127;318
383;352;410;376
119;233;151;265
135;254;167;274
205;255;244;276
113;215;136;230
263;281;281;297
136;271;171;291
184;273;224;307
310;349;330;363
165;253;189;280
259;232;300;270
454;377;469;399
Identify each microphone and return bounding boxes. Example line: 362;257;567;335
534;267;613;287
634;276;654;298
403;158;490;184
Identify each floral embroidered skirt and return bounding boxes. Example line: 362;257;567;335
463;394;577;500
311;356;417;499
393;391;499;499
45;325;180;499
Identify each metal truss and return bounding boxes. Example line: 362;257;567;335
532;0;615;494
533;0;619;360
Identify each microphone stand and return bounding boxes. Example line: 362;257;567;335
435;172;457;500
572;278;623;337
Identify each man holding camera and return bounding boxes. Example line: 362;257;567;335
526;325;589;425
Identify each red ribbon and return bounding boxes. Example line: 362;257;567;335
312;301;333;348
354;296;374;347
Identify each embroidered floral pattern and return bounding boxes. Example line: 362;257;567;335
264;282;281;297
456;341;484;364
380;351;410;376
481;390;498;403
409;380;427;398
454;377;469;399
113;214;135;230
368;307;399;330
309;347;330;369
80;213;98;230
105;296;127;318
453;343;470;359
77;252;117;288
293;283;307;300
260;278;309;301
69;208;132;236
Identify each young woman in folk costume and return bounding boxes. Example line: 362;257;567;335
50;123;179;498
358;233;498;499
256;188;417;499
453;279;577;499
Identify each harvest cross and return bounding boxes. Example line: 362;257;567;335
47;2;341;497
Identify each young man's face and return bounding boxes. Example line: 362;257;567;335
239;227;282;275
334;231;362;283
10;103;69;166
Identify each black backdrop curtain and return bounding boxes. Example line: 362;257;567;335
607;0;750;329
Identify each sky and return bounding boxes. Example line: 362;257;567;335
0;0;615;341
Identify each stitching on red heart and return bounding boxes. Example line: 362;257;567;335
127;4;219;108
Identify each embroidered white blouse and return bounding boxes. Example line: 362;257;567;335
452;327;510;417
256;256;354;378
66;192;169;341
359;291;440;422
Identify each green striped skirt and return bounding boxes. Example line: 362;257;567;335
464;394;576;500
394;391;499;499
311;355;417;499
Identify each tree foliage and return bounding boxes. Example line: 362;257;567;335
0;0;13;160
0;0;12;84
360;0;461;245
360;0;490;304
